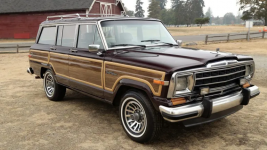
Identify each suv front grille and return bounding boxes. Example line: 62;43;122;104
193;65;246;96
195;66;246;86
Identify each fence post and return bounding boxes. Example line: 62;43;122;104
205;35;208;45
247;31;250;41
263;31;265;39
16;44;19;53
227;34;230;42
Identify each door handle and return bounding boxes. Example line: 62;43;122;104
50;47;56;51
70;49;78;53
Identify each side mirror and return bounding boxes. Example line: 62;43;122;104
176;40;183;46
88;44;100;52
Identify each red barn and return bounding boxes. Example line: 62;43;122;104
0;0;125;39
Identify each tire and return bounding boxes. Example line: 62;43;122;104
43;70;66;101
119;90;163;143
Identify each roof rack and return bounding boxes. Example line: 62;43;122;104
46;13;125;21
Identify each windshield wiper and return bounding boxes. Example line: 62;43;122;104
141;40;160;43
111;44;146;48
157;41;178;46
141;40;177;46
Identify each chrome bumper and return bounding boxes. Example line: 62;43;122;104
27;67;34;75
159;85;260;123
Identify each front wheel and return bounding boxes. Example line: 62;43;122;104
43;70;66;101
119;91;163;143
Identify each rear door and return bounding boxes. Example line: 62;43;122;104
49;24;76;86
69;24;105;98
30;26;56;77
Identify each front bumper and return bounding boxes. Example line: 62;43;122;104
159;85;260;125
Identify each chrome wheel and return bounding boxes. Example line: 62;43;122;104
121;97;147;138
44;72;55;97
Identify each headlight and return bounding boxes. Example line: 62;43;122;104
174;74;194;95
245;63;255;77
245;65;251;76
176;77;187;91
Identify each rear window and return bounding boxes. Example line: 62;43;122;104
38;27;56;45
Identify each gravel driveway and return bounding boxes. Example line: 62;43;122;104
0;51;266;150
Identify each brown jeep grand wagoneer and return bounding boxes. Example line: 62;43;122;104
27;14;260;143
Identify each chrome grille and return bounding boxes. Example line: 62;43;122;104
195;66;246;87
194;65;246;95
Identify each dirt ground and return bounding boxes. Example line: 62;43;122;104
0;40;267;150
168;25;265;36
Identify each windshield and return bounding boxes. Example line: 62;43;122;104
100;20;177;48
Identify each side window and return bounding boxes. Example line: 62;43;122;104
77;25;104;49
59;25;76;47
94;28;104;49
38;27;56;45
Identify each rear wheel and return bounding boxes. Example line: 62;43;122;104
43;70;66;101
119;91;163;143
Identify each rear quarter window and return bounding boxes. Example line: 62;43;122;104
38;27;56;45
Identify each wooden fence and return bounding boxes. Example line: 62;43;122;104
0;44;31;53
205;31;266;44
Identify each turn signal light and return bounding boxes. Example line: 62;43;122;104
153;79;165;85
243;83;250;88
171;98;186;106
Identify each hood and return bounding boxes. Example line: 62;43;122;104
110;46;253;73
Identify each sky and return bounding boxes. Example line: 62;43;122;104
122;0;241;17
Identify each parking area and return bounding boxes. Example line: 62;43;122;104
0;40;267;149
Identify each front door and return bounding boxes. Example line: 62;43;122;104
69;24;105;98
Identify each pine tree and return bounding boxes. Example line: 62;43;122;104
172;0;205;25
156;0;167;10
205;7;213;23
135;0;145;17
148;0;161;19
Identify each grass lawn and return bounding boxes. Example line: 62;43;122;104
184;39;267;56
167;25;265;36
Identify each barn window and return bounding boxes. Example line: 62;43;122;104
100;3;112;16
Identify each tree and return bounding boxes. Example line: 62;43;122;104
223;12;236;24
135;0;145;17
156;0;167;10
239;0;267;26
205;7;213;23
148;0;161;19
126;10;134;17
123;5;134;17
172;0;205;26
236;12;243;24
172;0;186;25
195;17;210;28
160;9;176;25
213;16;223;25
241;10;254;21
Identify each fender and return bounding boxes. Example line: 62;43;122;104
29;60;57;81
106;78;169;111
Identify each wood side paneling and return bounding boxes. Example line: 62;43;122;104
29;50;166;96
69;56;103;88
49;52;69;77
104;62;165;96
29;50;49;63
